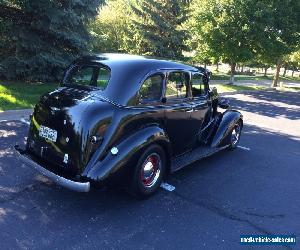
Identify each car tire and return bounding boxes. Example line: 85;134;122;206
129;144;166;199
228;120;242;150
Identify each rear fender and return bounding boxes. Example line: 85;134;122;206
211;110;243;148
85;126;171;181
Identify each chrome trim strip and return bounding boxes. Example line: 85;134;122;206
15;146;90;192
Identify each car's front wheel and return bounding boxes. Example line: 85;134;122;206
129;144;166;198
228;120;242;150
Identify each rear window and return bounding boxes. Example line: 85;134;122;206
64;64;110;90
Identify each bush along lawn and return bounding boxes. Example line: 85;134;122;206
0;81;58;111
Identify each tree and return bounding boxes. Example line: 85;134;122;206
248;55;273;77
186;42;212;68
89;0;133;53
0;0;103;81
279;50;300;77
128;0;189;60
289;50;300;77
0;19;14;73
188;0;254;84
242;0;300;86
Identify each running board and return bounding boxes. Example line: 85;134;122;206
171;145;228;172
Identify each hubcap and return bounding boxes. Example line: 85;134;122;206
140;153;161;188
231;123;241;145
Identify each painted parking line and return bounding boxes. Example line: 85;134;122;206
160;182;176;192
237;145;251;151
20;118;30;125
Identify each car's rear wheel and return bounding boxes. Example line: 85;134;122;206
228;120;242;150
129;144;166;198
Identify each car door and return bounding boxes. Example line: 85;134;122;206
133;72;166;133
163;70;199;156
190;72;211;138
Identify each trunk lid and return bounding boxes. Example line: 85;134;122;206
27;86;96;175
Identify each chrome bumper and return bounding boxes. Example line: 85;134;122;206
14;146;90;192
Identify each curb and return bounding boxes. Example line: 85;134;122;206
0;109;33;122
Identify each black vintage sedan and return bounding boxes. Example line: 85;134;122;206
15;54;243;197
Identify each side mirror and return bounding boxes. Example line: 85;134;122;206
218;98;230;109
161;97;167;103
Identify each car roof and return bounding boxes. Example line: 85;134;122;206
76;53;198;72
73;53;200;106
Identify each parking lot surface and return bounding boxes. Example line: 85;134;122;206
0;90;299;249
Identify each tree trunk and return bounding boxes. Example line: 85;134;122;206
241;66;244;73
283;65;287;77
229;62;236;85
264;67;268;76
292;70;295;77
216;63;219;72
272;60;281;87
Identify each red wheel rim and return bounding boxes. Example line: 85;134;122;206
140;153;161;188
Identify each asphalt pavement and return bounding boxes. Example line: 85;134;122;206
0;90;299;250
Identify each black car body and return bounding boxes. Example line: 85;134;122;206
15;54;243;197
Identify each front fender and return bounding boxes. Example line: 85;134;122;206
84;126;170;181
211;110;243;148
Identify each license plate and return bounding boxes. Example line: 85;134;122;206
39;126;57;142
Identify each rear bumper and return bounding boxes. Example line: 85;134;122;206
14;145;90;192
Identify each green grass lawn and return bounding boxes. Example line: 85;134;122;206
211;83;300;93
211;73;270;81
210;73;230;80
0;81;58;111
211;72;300;82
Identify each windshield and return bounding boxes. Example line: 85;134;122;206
64;64;111;90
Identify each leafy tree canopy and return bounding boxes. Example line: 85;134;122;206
242;0;300;85
187;0;300;85
188;0;254;66
90;0;134;53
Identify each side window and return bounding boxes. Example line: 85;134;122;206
166;71;189;100
139;74;163;102
191;73;203;97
